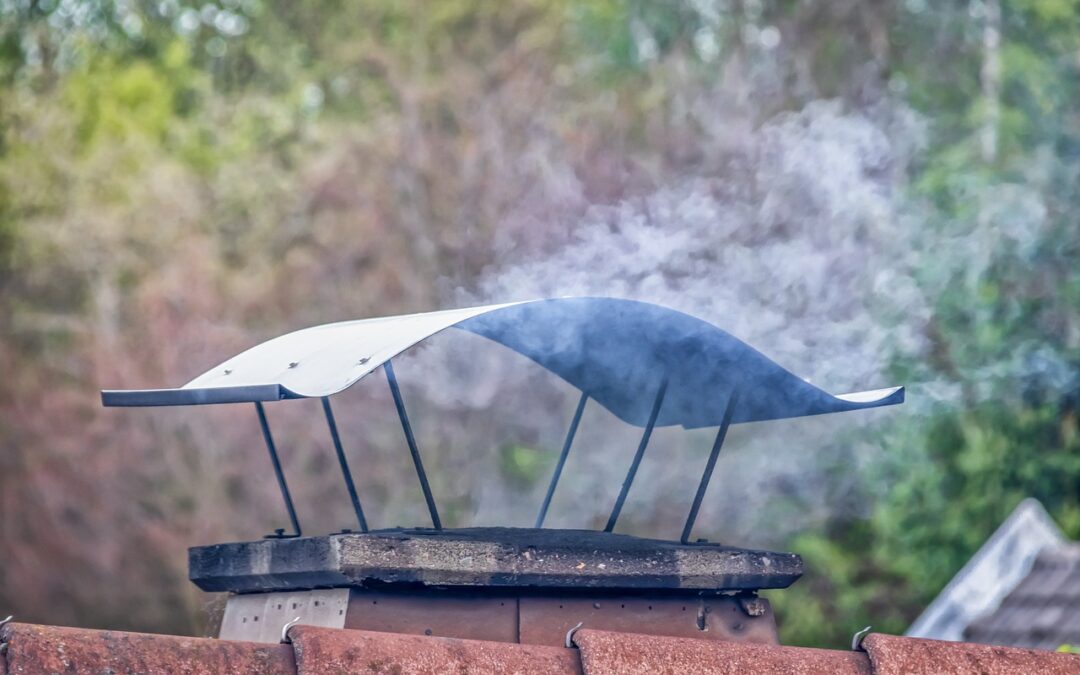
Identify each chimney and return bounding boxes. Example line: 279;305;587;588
192;528;801;645
102;297;903;646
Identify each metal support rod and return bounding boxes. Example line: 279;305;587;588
535;391;589;528
384;360;442;530
321;397;369;533
255;402;302;538
604;377;668;533
680;390;740;544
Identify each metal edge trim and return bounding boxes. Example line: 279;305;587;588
101;384;300;407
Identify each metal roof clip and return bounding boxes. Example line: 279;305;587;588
565;621;584;648
280;616;302;644
852;625;872;651
0;615;12;656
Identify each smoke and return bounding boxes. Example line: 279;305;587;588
365;100;926;545
475;100;927;393
386;93;1069;547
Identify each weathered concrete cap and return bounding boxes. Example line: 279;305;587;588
189;527;803;594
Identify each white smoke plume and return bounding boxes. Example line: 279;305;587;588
383;94;1063;547
364;100;930;546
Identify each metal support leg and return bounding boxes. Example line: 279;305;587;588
322;397;369;533
535;391;589;528
604;378;668;533
255;402;302;538
680;390;740;544
384;360;442;530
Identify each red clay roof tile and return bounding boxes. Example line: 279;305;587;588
289;625;582;674
5;620;1080;674
0;622;295;675
862;632;1080;675
572;628;871;675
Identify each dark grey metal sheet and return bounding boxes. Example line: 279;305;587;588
101;297;902;428
101;384;297;407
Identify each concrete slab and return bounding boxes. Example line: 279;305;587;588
190;527;802;595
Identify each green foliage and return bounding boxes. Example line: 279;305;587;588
68;59;173;145
777;397;1080;647
770;0;1080;647
0;179;16;285
498;443;549;486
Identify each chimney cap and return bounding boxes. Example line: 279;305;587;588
188;527;804;595
101;296;903;429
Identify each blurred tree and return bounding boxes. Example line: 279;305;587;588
0;0;1076;649
770;0;1080;646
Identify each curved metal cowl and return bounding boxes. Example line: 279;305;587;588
101;297;903;428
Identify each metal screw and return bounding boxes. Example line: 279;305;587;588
224;368;232;375
358;356;370;365
288;361;299;369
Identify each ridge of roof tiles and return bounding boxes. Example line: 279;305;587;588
3;621;1080;674
906;497;1065;642
964;542;1080;650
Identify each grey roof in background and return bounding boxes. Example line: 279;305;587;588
964;543;1080;650
906;498;1065;642
101;297;903;428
